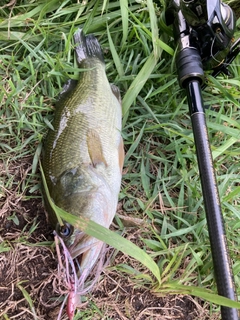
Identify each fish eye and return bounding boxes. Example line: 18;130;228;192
58;223;72;238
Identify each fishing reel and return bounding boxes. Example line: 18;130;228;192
164;0;238;87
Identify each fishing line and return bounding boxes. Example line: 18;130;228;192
210;35;225;66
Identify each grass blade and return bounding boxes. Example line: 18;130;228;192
122;52;160;123
120;0;129;46
17;283;38;320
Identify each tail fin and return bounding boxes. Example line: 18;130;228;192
73;28;105;65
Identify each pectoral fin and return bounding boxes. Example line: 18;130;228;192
87;129;107;167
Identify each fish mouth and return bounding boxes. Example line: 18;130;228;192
69;231;98;258
55;227;87;272
55;223;91;263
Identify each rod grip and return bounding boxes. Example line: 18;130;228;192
177;47;204;87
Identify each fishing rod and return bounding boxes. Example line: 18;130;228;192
163;0;240;319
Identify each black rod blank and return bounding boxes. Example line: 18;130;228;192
186;80;238;320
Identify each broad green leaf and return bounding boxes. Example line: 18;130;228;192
40;162;161;284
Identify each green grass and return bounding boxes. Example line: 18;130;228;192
0;0;240;319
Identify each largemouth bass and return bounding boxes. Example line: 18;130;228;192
42;28;124;293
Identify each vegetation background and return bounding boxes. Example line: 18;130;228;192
0;0;239;319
